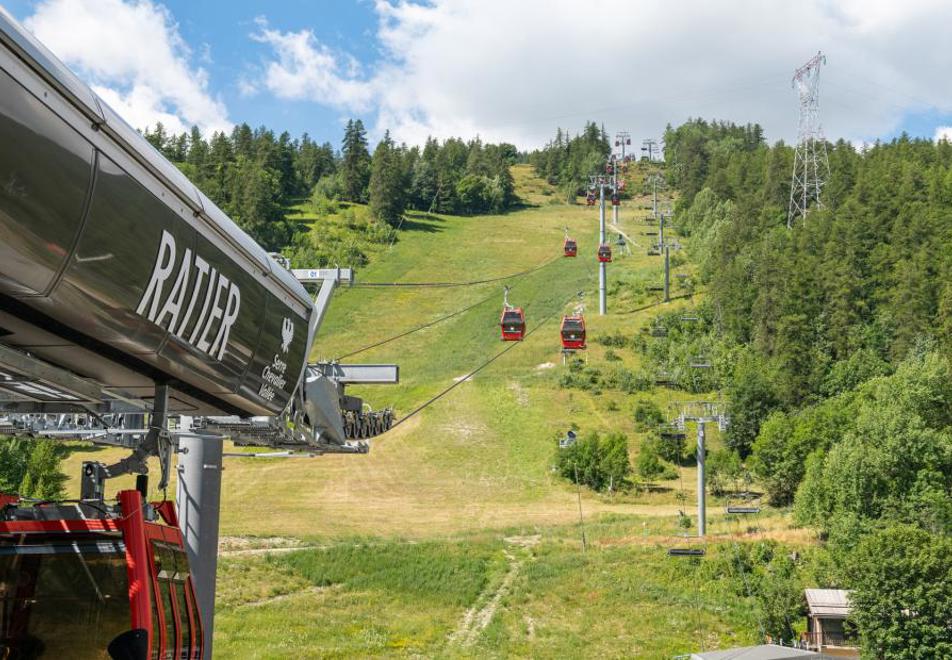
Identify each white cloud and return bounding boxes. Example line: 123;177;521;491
936;127;952;142
251;17;375;111
25;0;230;135
252;0;952;149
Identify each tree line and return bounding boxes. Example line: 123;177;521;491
529;121;612;200
142;119;519;252
663;118;952;654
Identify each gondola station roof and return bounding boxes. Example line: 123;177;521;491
689;644;837;660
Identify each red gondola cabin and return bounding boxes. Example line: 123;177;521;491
563;238;577;257
500;307;526;341
560;315;586;349
0;488;203;658
597;244;613;262
611;194;620;206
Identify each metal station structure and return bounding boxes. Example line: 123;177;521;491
0;9;397;657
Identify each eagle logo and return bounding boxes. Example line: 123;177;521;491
281;318;294;353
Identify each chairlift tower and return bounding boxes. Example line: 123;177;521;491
674;402;729;537
787;51;830;228
647;172;664;219
614;131;631;160
641;138;659;162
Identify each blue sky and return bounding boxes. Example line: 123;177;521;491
163;0;380;143
6;0;385;145
7;0;952;149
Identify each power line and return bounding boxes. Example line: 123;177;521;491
353;255;560;288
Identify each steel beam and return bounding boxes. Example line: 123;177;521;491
311;363;399;384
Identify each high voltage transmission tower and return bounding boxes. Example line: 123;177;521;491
787;51;831;228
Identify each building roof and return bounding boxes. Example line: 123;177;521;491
691;645;827;660
805;589;851;618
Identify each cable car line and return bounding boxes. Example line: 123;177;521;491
353;255;561;288
388;299;569;431
335;255;568;360
335;290;499;360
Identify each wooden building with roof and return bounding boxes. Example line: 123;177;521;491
801;589;858;656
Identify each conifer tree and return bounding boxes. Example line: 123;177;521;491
369;130;407;226
340;119;371;202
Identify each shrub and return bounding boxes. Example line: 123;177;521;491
596;332;629;348
555;431;631;492
633;399;665;430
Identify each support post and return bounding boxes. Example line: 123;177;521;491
658;212;665;252
664;246;670;303
612;155;619;226
696;421;706;537
599;184;607;315
653;177;659;218
177;435;224;657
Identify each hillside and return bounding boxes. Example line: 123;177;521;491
57;162;802;658
64;164;750;539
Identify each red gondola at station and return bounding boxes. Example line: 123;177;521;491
0;482;202;658
560;315;586;349
597;244;613;263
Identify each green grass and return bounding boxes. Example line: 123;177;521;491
214;519;770;658
59;163;808;657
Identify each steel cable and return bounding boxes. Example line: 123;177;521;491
387;296;568;431
335;255;564;360
353;255;560;288
334;290;499;360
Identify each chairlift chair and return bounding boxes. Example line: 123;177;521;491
597;244;613;263
647;249;661;256
689;356;711;369
660;429;686;443
560;315;586;350
668;548;705;557
726;506;761;515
